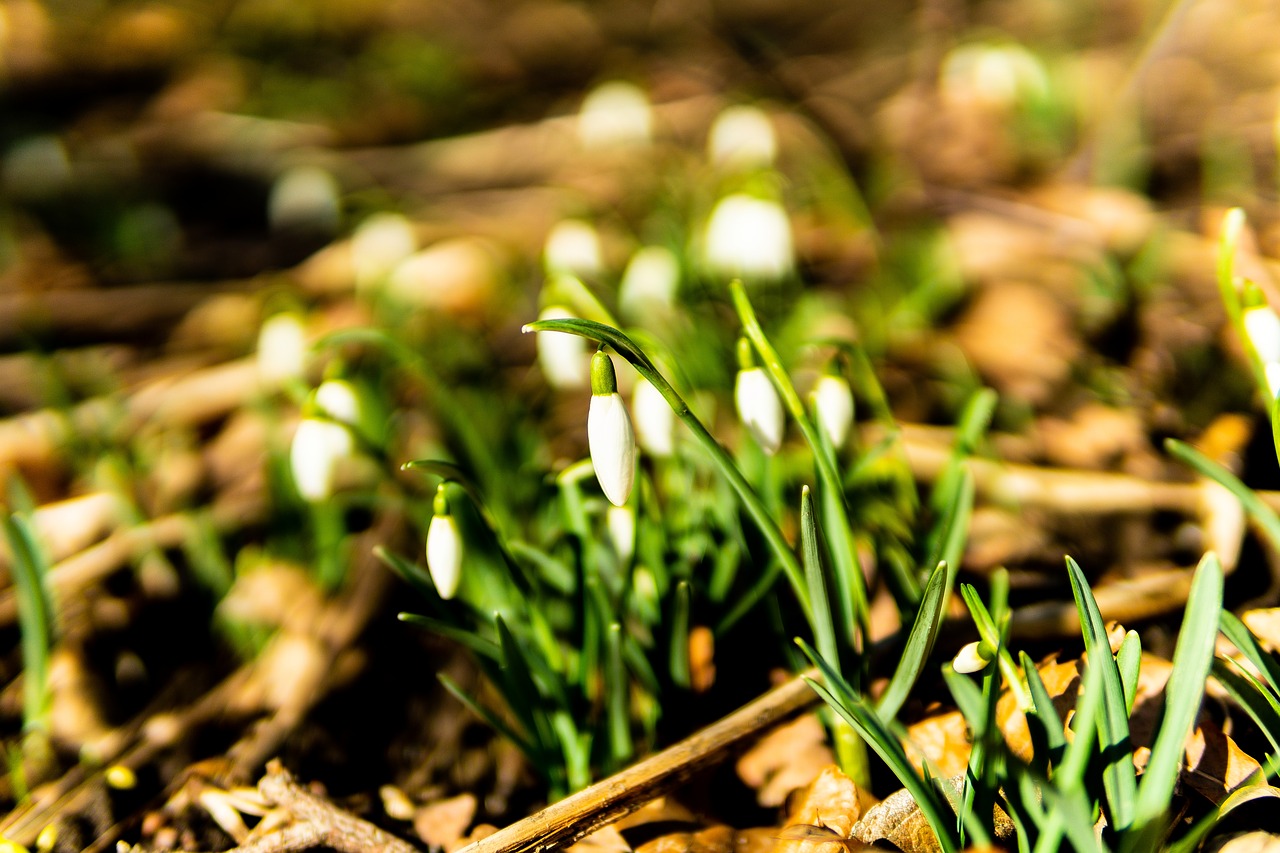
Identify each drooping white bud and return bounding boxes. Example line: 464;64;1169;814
708;105;776;171
589;352;637;506
578;81;652;150
952;641;993;674
314;379;361;427
256;313;308;388
735;367;785;455
289;417;353;502
352;212;417;291
268;165;341;235
619;246;680;320
703;194;793;281
544;219;604;279
426;485;463;600
607;504;636;564
536;306;590;388
631;377;675;458
812;374;854;449
1244;304;1280;366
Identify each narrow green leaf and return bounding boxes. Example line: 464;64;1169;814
495;615;558;755
605;623;632;765
438;674;534;759
1021;651;1066;764
1165;438;1280;556
1065;555;1136;831
878;560;949;720
1211;659;1280;775
1117;631;1142;717
1220;610;1280;696
5;513;53;733
669;580;691;689
801;486;839;674
398;613;501;659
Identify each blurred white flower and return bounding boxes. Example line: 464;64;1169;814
589;352;636;506
619;246;680;319
578;81;652;149
427;485;463;600
941;42;1049;109
607;504;636;564
704;195;793;281
257;313;308;388
544;219;604;278
290;417;353;502
314;379;361;427
632;376;675;458
352;212;417;291
708;105;776;170
952;641;992;674
536;305;589;388
268;165;341;235
1244;304;1280;366
812;374;854;449
735;366;784;454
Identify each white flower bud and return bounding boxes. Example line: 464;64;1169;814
619;246;679;319
708;105;776;171
632;377;675;458
578;81;652;149
704;195;793;281
352;212;417;290
544;219;603;278
427;487;463;600
314;379;361;427
256;313;308;388
607;504;636;564
812;374;854;449
268;165;341;235
289;417;353;502
1244;304;1280;366
589;353;637;507
536;306;590;388
735;367;784;454
952;641;992;674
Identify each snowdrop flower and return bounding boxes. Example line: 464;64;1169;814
289;416;353;502
268;165;341;235
1244;303;1280;366
708;105;776;171
607;504;635;564
811;373;854;449
952;641;993;674
578;81;652;149
426;484;463;600
631;376;675;458
256;312;308;388
734;338;784;455
536;305;590;388
352;212;417;291
619;246;680;319
941;42;1048;109
544;219;604;279
703;194;793;281
588;351;636;506
314;379;361;427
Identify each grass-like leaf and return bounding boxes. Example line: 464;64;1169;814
1127;552;1222;851
1164;438;1280;556
877;560;949;720
398;613;501;659
1116;631;1141;717
1211;658;1280;776
1220;610;1280;695
4;513;53;734
1021;650;1066;770
1065;555;1136;832
439;673;535;760
801;486;839;674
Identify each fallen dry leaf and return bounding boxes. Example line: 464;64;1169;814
1183;719;1263;805
567;825;631;853
783;765;862;839
413;793;476;851
1207;831;1280;853
852;785;948;853
634;823;734;853
736;714;835;807
1242;609;1280;653
903;709;971;778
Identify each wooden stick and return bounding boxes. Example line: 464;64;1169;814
456;669;821;853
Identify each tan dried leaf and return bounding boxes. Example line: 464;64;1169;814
567;825;631;853
736;714;835;807
1242;609;1280;653
1184;719;1263;804
783;765;861;838
852;786;945;853
635;823;734;853
903;710;971;777
413;793;476;852
1208;831;1280;853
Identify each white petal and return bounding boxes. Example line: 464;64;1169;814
257;313;307;388
578;81;652;149
268;165;341;235
1245;305;1280;366
606;505;635;563
619;246;679;319
588;392;636;506
813;375;854;449
544;220;603;278
735;368;784;454
426;514;463;599
314;380;361;426
704;195;793;281
1267;362;1280;399
352;212;417;290
536;306;589;388
631;377;675;458
952;641;991;674
708;105;776;171
290;418;353;502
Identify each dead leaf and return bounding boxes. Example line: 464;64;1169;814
1242;609;1280;653
413;793;476;851
852;786;947;853
1039;403;1147;470
634;823;734;853
690;625;716;693
1207;831;1280;853
783;765;862;838
567;825;631;853
736;714;836;807
1184;719;1263;804
903;710;971;778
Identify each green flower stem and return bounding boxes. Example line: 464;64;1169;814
521;318;812;621
729;281;870;642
